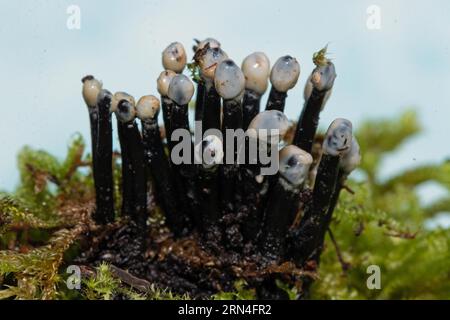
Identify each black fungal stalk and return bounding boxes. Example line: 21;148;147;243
293;48;336;153
241;52;271;130
81;75;102;175
240;110;290;242
215;59;245;217
114;95;147;230
92;89;115;224
167;74;199;229
195;135;223;234
137;95;185;236
290;119;353;265
265;56;300;112
260;146;312;260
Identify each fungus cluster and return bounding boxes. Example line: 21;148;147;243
81;39;360;298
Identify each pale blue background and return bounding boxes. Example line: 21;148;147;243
0;1;449;218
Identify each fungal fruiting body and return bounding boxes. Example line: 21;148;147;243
293;47;337;153
291;118;353;265
240;110;290;242
82;75;102;173
80;40;362;299
167;74;199;229
260;145;313;259
265;55;300;112
194;45;228;134
162;42;187;74
157;70;177;149
241;52;271;130
114;93;147;230
214;59;245;218
195;135;223;234
93;89;115;224
193;38;222;122
137;95;184;236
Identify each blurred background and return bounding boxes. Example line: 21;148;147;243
0;0;449;205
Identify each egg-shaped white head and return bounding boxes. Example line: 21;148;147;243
214;59;245;100
279;145;313;186
136;95;161;120
82;75;103;108
247;110;290;144
157;70;176;97
162;42;187;73
311;62;336;92
323;118;353;156
241;52;270;95
167;74;195;106
111;92;135;113
270;56;300;92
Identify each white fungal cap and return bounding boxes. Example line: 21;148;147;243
136;95;161;120
270;56;300;92
115;98;136;123
167;74;195;106
162;42;187;73
196;38;221;51
194;135;224;169
247;110;290;144
311;62;336;92
197;47;229;81
241;52;270;95
303;73;332;110
111;92;135;113
157;70;176;97
323;118;353;156
279;145;313;186
82;75;103;108
214;59;245;100
340;137;361;175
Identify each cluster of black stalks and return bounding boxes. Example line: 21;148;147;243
81;38;361;297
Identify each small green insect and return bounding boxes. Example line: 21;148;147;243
313;44;330;67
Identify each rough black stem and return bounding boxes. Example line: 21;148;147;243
242;89;261;130
141;118;184;236
265;87;287;112
293;88;327;153
290;154;340;265
93;91;115;224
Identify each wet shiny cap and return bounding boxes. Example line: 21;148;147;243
340;137;361;175
162;42;187;73
270;56;300;92
111;92;135;113
241;52;270;95
167;74;195;105
115;98;136;123
323;118;353;156
82;75;103;108
136;95;160;120
195;135;224;169
279;145;313;186
311;62;336;92
214;59;245;100
247;110;290;144
157;70;177;97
